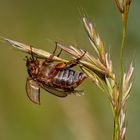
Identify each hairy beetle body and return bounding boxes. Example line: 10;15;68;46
26;47;86;104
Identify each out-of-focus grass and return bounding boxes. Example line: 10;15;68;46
0;0;140;140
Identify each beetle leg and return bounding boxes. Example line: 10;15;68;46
47;43;58;61
55;42;63;57
43;42;63;66
29;46;35;60
66;50;86;68
54;50;86;69
57;48;62;57
42;44;57;66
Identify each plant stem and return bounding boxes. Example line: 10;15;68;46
113;109;119;140
112;18;126;140
113;3;129;140
119;13;127;100
113;2;129;140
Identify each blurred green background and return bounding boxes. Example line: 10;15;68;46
0;0;140;140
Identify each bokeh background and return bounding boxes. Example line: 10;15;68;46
0;0;139;140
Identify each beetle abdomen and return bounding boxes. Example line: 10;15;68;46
53;69;86;89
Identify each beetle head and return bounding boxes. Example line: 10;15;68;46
26;56;40;79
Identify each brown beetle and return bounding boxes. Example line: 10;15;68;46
26;44;87;104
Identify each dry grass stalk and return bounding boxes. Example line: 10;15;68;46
0;36;67;63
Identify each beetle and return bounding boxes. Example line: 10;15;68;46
26;44;87;104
